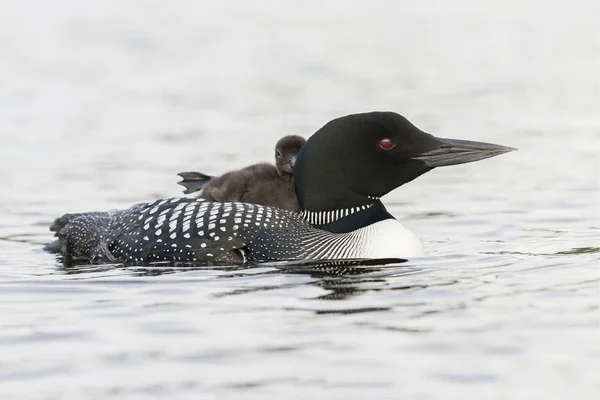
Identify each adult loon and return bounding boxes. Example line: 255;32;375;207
177;135;305;211
44;112;514;265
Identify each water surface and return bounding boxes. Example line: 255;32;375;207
1;0;599;399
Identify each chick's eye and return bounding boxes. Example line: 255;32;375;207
276;150;282;157
379;138;395;150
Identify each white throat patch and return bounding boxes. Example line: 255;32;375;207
352;219;424;258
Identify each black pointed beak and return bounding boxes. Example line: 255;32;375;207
413;138;516;168
288;155;298;169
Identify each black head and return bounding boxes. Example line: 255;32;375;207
294;112;515;212
275;135;306;174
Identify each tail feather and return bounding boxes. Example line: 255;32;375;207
177;171;214;194
49;213;84;234
44;211;112;264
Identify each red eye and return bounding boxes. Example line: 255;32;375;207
379;138;395;150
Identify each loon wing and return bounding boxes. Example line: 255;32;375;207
105;198;252;264
177;171;214;194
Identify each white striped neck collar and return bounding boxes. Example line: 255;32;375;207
300;203;376;226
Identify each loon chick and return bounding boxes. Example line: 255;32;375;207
177;135;305;211
44;112;514;265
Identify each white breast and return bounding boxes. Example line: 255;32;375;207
353;219;424;258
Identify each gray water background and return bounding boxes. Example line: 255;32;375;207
0;0;599;398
